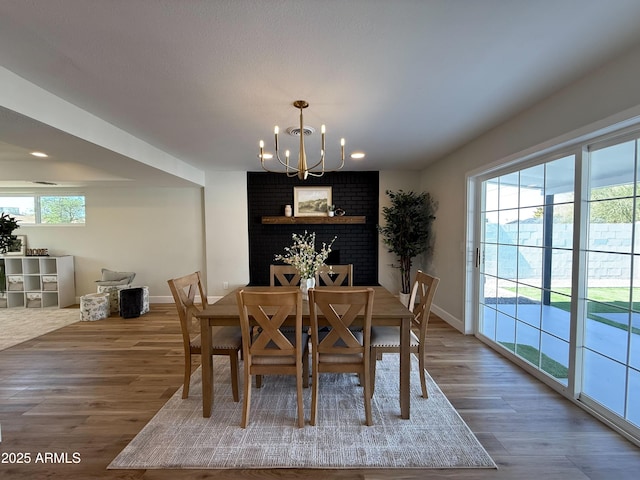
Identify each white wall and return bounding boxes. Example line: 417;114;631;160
421;41;640;332
203;171;250;296
12;186;205;301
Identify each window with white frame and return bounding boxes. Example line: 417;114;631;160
0;194;85;225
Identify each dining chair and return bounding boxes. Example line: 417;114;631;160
315;264;353;286
369;270;439;398
236;288;309;428
270;264;301;286
308;287;375;426
167;271;242;401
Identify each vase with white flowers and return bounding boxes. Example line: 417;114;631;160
274;231;336;299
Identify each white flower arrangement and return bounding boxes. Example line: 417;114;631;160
274;231;336;279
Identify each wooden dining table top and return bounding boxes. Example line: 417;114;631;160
197;285;412;322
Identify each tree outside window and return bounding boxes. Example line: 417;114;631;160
40;196;85;224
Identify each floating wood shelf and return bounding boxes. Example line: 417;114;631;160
261;216;366;225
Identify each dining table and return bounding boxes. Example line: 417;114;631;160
195;285;414;419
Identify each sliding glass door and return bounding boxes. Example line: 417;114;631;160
474;130;640;436
583;137;640;426
478;155;574;385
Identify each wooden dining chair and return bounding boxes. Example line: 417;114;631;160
315;264;353;286
308;287;375;426
236;288;309;428
167;271;241;401
369;270;439;398
270;264;301;286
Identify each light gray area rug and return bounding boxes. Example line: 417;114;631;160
0;307;79;351
109;355;496;470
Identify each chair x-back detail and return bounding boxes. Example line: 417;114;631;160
236;288;309;428
270;264;301;286
308;288;375;426
315;264;353;287
167;271;241;401
370;270;439;398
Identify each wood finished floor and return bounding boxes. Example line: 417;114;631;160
1;305;639;479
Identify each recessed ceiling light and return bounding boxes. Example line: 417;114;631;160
350;152;365;159
258;153;273;160
31;151;48;158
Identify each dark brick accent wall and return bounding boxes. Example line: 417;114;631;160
247;171;379;286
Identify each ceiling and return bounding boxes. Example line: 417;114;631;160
2;0;640;188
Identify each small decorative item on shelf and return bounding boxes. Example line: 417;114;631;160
327;205;335;217
274;231;336;300
4;235;26;256
284;204;293;217
26;248;49;256
334;208;346;216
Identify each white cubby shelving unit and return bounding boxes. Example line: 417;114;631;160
0;256;75;308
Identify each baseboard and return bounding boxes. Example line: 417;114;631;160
150;296;176;304
431;304;466;334
147;295;223;304
144;295;222;304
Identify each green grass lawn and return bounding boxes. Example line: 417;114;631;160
500;342;568;379
503;286;640;333
493;286;640;381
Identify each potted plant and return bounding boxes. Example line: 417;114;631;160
1;212;21;293
378;190;436;305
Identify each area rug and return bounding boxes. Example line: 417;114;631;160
108;355;497;470
0;307;79;351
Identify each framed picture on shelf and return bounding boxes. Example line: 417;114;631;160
293;186;332;217
4;235;26;256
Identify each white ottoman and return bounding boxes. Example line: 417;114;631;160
97;284;132;314
140;286;150;314
80;293;110;321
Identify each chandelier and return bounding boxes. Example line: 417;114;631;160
259;100;345;180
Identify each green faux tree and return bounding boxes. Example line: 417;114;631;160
0;212;20;293
0;212;20;254
378;190;436;294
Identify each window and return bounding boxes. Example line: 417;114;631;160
0;194;85;225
